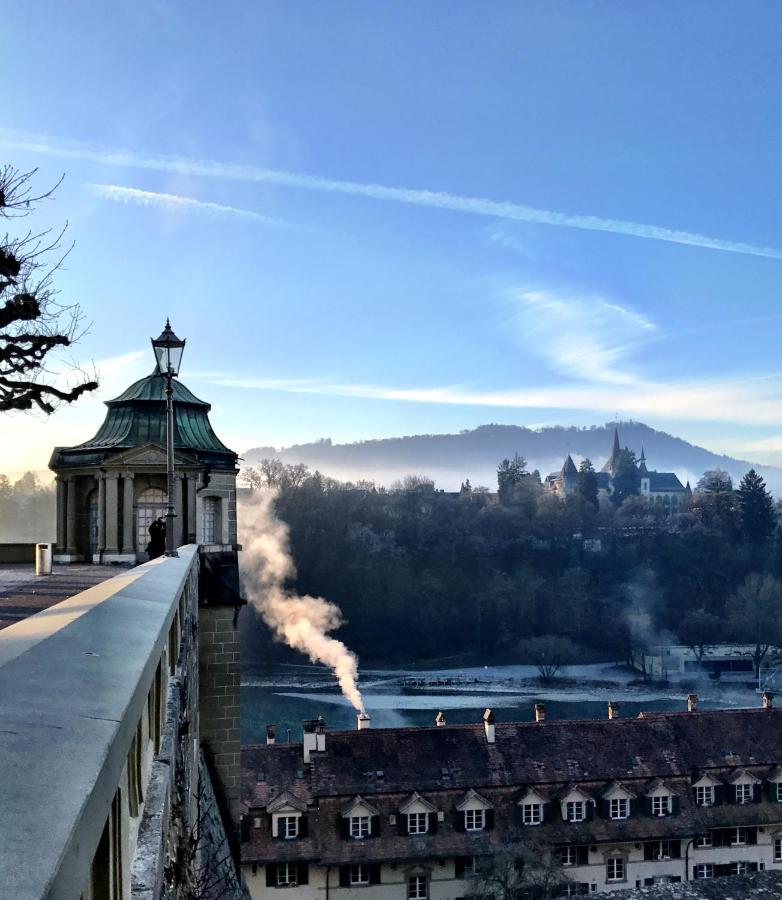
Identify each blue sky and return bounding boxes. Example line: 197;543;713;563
2;1;782;476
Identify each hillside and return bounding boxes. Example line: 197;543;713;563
245;422;782;496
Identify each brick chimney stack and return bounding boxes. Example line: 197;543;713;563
266;724;277;745
435;711;446;727
483;708;495;744
315;716;326;752
534;703;546;723
303;719;318;763
608;701;619;720
687;693;698;712
763;692;774;709
357;712;371;731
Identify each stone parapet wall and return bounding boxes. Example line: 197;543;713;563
611;871;782;898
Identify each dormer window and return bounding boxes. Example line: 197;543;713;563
696;786;714;807
566;801;586;823
775;783;782;803
651;795;670;817
609;798;628;819
278;815;299;839
465;809;485;831
408;812;428;834
736;784;753;804
351;815;370;838
522;803;543;825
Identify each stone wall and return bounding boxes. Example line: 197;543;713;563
611;871;782;898
199;602;243;834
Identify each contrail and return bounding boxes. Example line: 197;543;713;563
239;491;365;713
89;183;279;223
3;129;781;259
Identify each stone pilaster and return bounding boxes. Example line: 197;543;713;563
121;474;135;556
55;477;66;553
94;475;105;563
65;477;78;556
186;476;197;544
103;473;119;555
174;474;184;549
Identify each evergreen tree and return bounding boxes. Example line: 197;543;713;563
610;449;640;507
496;453;528;505
738;469;776;543
577;458;599;510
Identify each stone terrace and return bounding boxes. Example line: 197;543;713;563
0;563;118;628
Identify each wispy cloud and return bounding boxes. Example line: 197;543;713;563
505;289;655;385
89;183;279;223
3;129;782;259
205;371;782;428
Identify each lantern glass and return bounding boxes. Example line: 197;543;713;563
151;320;186;376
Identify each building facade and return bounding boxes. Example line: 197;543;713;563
49;369;240;564
241;703;782;898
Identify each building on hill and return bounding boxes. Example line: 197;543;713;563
49;368;240;564
546;429;688;511
240;700;782;898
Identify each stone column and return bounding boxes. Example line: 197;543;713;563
221;496;230;545
95;475;105;562
104;473;120;556
65;477;78;555
55;477;66;552
174;474;185;549
121;473;135;556
187;476;197;544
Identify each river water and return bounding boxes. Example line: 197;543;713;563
240;662;761;744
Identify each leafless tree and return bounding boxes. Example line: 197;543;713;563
468;843;571;900
0;165;97;413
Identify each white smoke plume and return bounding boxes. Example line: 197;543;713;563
239;491;365;713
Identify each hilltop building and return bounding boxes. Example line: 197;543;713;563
241;702;782;898
547;428;688;510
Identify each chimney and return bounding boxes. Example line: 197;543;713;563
687;693;698;712
483;708;495;744
435;711;446;727
315;716;326;751
357;712;371;731
302;719;318;763
266;724;277;745
608;701;619;720
763;692;774;709
534;703;546;723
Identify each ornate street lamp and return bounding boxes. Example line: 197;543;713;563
151;319;186;557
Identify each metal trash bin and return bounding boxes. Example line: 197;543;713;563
35;542;52;576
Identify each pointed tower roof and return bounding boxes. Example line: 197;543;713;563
561;454;578;479
638;444;648;475
601;426;622;474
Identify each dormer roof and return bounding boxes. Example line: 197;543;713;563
456;789;492;811
399;792;437;815
602;781;637;800
267;791;308;814
341;795;380;817
728;768;761;785
644;778;678;796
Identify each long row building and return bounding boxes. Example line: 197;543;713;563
241;699;782;897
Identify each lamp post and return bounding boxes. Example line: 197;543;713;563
151;320;186;557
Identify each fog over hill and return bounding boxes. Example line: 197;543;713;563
245;421;782;496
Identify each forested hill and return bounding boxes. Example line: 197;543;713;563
245;421;782;495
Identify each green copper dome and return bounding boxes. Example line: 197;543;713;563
50;371;237;470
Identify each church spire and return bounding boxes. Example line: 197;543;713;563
601;425;622;475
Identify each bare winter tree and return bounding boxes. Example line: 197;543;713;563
0;165;97;413
468;844;571;900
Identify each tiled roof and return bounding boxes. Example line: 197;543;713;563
649;472;686;492
241;710;782;865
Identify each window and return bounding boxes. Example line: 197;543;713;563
279;816;298;839
277;863;298;887
730;862;750;876
565;886;589;897
736;783;753;804
136;488;167;553
408;812;428;834
350;864;370;885
695;834;712;848
606;858;625;882
350;815;370;838
774;838;782;862
651;795;670;816
566;801;586;822
522;803;543;825
201;496;221;544
775;783;782;802
693;864;713;879
408;875;427;900
732;827;748;846
253;817;261;829
650;841;671;860
695;785;714;806
464;809;485;831
560;846;577;866
609;798;628;819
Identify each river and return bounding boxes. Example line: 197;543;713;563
240;661;762;744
